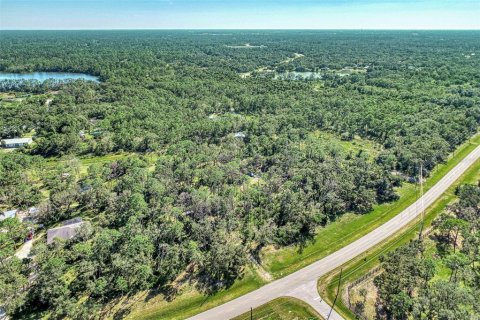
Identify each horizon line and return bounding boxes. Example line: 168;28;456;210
1;28;480;31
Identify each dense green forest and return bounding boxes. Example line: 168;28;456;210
0;30;479;318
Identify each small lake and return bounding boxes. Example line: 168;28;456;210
0;72;100;82
274;71;323;80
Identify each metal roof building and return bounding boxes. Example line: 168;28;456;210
47;220;85;244
1;138;33;148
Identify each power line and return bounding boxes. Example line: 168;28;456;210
328;268;343;320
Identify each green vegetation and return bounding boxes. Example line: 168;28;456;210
232;297;321;320
1;30;480;319
124;269;266;320
374;180;480;319
320;156;480;319
264;133;480;277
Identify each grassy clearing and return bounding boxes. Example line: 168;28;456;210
232;297;321;320
262;133;480;278
309;130;382;159
43;152;159;176
78;153;132;166
280;52;305;64
319;155;480;319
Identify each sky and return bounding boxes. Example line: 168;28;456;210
1;0;479;30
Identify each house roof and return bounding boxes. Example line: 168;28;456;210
62;217;83;226
234;132;246;138
1;138;33;144
0;209;18;221
47;221;84;244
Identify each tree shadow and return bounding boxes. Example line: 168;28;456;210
430;233;449;257
295;232;316;255
113;305;133;320
142;267;197;304
195;269;246;296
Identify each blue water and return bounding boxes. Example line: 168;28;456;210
0;72;100;82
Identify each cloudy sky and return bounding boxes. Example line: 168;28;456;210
1;0;479;30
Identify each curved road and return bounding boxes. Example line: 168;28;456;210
189;144;480;320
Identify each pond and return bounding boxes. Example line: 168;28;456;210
274;71;323;80
0;72;100;82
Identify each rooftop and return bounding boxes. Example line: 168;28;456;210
1;137;33;144
47;221;85;244
0;209;18;221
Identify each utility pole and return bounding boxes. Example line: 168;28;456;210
250;307;253;320
328;268;343;320
418;162;425;240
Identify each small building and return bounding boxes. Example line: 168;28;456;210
0;209;18;221
1;138;33;148
234;132;246;139
47;218;85;244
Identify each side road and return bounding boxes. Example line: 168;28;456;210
190;144;480;320
14;239;34;260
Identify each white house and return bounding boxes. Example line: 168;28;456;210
1;138;33;148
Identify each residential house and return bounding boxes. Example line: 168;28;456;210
47;218;86;244
1;138;33;148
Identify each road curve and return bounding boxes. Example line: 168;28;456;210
189;144;480;320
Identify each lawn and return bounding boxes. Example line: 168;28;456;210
43;152;159;176
319;153;480;319
232;297;321;320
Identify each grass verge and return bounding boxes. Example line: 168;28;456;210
232;297;321;320
319;155;480;319
122;268;266;320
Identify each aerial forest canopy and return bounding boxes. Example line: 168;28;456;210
0;30;479;318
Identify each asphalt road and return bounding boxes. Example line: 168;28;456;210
189;144;480;320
